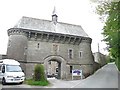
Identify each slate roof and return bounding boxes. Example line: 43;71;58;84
14;16;89;37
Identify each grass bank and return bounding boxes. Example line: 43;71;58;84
25;79;49;86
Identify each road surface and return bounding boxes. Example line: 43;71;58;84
2;63;119;89
72;63;118;88
0;84;2;90
47;63;118;88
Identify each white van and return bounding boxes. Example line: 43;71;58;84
0;59;25;85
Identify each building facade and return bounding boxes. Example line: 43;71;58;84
93;52;107;67
7;12;95;80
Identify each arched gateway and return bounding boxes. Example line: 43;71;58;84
44;56;67;79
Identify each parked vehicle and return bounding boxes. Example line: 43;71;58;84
0;59;25;85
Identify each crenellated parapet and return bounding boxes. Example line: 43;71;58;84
81;37;92;44
8;28;27;36
8;28;92;45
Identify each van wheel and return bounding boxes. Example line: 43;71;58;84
2;78;6;85
19;81;23;84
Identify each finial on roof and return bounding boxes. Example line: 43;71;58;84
52;6;57;15
52;6;58;25
98;43;100;53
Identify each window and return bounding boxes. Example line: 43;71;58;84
37;43;40;48
2;65;5;73
70;66;72;73
6;65;22;72
48;61;51;65
8;40;11;47
68;49;73;59
79;51;82;58
53;44;59;54
0;65;2;71
24;47;27;55
56;67;58;73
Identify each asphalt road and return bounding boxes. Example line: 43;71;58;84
72;63;119;88
0;84;2;90
1;62;119;89
47;62;119;88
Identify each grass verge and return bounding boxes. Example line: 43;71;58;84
25;79;49;86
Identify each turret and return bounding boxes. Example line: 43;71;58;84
7;28;28;62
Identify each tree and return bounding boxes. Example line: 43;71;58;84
94;1;120;70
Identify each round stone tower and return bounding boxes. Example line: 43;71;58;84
79;37;94;77
7;28;28;62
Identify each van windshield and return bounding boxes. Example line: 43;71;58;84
6;65;22;72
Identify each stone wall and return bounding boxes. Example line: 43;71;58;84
7;28;95;79
0;55;7;60
93;52;107;67
26;41;94;64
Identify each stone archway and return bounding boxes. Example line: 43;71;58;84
47;60;61;79
44;56;67;79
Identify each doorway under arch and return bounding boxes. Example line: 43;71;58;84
47;60;61;79
44;56;67;79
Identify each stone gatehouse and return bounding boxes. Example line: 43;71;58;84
7;11;95;80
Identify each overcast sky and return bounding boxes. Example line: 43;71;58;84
0;0;108;55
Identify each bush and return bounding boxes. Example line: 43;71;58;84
34;64;46;81
106;56;115;63
25;64;49;86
